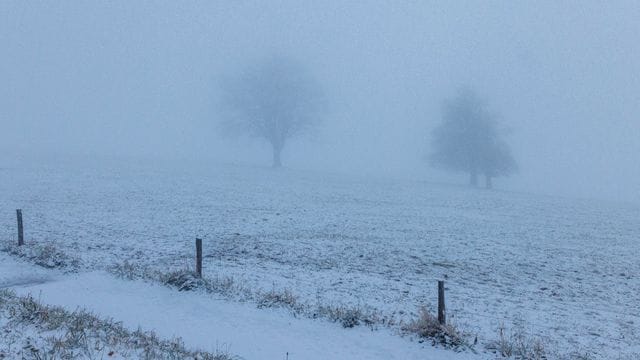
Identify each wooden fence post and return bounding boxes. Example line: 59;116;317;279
438;280;446;325
195;238;202;277
16;209;24;246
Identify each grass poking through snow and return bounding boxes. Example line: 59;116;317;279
0;289;236;360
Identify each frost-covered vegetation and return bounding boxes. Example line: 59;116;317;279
110;263;392;332
401;307;467;349
2;242;81;272
0;289;234;360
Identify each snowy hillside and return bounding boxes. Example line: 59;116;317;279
1;163;639;359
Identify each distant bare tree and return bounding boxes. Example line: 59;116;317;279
220;56;325;167
430;89;516;188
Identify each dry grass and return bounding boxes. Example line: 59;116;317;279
257;288;301;311
0;289;235;360
486;323;547;359
2;242;81;271
109;262;392;331
402;307;467;348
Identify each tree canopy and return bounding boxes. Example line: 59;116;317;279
220;56;325;167
430;89;516;188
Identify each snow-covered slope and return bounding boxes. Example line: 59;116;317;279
1;257;479;360
1;163;638;358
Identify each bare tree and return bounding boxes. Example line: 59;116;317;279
430;88;517;188
220;56;325;167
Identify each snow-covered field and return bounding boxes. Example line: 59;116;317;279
1;163;639;358
1;253;477;360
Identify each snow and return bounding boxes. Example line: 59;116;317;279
0;251;58;289
1;163;639;358
1;253;480;360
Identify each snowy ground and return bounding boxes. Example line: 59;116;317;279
1;163;639;358
1;253;479;360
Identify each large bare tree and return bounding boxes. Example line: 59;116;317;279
430;88;517;188
221;56;325;167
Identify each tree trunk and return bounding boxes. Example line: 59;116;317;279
469;170;478;187
272;144;283;168
485;175;493;189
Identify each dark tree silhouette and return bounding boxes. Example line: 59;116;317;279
430;89;516;188
220;56;325;167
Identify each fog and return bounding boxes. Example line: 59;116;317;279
1;1;639;202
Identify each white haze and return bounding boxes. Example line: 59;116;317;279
1;1;639;203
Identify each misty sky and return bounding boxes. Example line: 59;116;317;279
1;1;639;202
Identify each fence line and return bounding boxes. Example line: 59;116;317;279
3;208;636;332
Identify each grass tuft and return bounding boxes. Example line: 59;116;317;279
402;307;467;348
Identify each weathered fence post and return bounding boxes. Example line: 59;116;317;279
16;209;24;246
195;238;202;277
438;280;446;325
